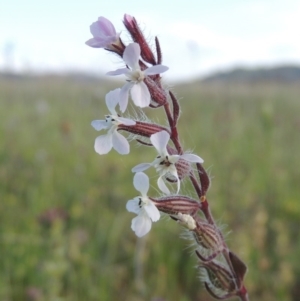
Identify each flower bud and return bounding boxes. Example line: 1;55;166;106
175;158;192;180
144;76;168;106
200;260;238;299
169;90;180;125
197;163;211;196
123;14;156;65
118;122;169;139
193;218;224;254
152;195;200;216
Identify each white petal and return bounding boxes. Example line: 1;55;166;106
144;202;160;222
181;153;204;163
105;89;120;114
116;117;136;126
133;172;149;195
168;166;179;179
94;134;113;155
157;176;170;194
150;130;170;153
144;65;169;75
106;68;129;76
168;155;180;164
132;163;152;173
126;198;141;215
119;83;132;112
112;131;129;155
91;120;108;131
123;43;140;69
130;82;151;108
176;176;180;194
131;215;152;237
167;169;180;194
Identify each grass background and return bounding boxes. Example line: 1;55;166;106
0;75;299;301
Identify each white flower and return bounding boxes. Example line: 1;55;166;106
126;172;160;237
106;43;168;112
132;131;204;194
91;88;135;155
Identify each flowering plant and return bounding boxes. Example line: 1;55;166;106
86;14;249;301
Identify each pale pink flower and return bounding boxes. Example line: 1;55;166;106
85;16;120;48
91;88;135;155
107;43;168;112
126;172;160;237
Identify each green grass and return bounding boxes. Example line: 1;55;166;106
0;75;299;301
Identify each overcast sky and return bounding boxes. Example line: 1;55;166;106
1;0;300;81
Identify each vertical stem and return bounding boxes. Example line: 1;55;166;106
163;102;173;128
200;197;215;225
189;173;202;198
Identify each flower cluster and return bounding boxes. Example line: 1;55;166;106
86;14;249;301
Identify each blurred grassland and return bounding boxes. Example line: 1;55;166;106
0;75;299;301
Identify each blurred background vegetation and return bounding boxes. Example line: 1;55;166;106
0;70;299;301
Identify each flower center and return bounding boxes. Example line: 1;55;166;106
138;197;150;208
129;69;145;83
157;155;172;167
105;114;120;126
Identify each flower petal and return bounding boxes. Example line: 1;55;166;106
132;163;152;173
94;134;113;155
116;117;136;126
119;82;132;112
105;89;120;114
106;68;129;76
112;131;129;155
168;154;180;164
86;17;118;48
85;38;107;48
144;65;169;76
133;172;149;195
93;17;116;37
130;82;151;108
144;202;160;222
181;153;204;163
150;130;170;153
166;169;180;194
91;120;108;131
131;214;152;237
123;43;140;69
157;176;170;194
126;198;141;215
175;176;180;194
